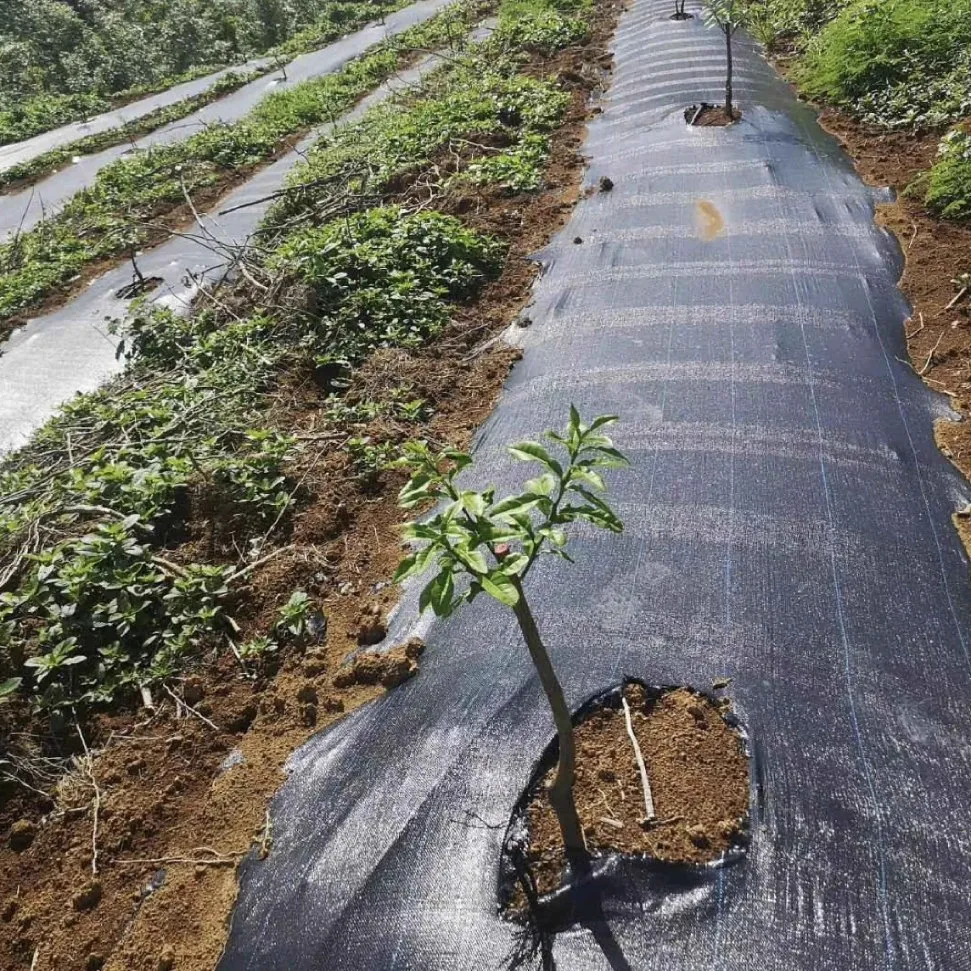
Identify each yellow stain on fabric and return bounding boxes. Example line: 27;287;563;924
694;200;725;241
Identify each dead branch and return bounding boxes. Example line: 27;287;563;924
74;718;102;876
621;694;655;823
920;332;945;376
163;683;220;731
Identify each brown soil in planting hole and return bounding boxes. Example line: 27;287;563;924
687;104;741;127
519;684;749;901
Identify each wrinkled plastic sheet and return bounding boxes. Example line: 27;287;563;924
0;18;484;455
219;1;971;968
0;0;456;239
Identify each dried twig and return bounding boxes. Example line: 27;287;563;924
945;286;969;312
621;694;655;823
74;718;102;876
920;332;945;375
163;683;220;731
906;312;924;340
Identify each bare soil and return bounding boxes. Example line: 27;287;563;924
515;684;750;902
687;104;741;127
814;107;971;550
0;2;625;968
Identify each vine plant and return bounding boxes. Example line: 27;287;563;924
395;408;628;865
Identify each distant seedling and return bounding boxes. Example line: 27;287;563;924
395;407;628;866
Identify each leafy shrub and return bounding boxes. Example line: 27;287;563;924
0;520;232;709
272;68;571;227
271;206;504;364
925;127;971;219
799;0;971;128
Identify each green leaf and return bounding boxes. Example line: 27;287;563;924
489;493;543;519
498;552;529;576
481;571;519;606
459;491;488;517
0;677;21;701
430;569;455;616
507;441;563;475
572;467;606;492
524;473;556;496
457;547;488;574
587;414;619;432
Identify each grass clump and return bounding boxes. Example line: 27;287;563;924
924;127;971;219
798;0;971;129
271;207;504;367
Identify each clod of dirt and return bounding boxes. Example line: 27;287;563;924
182;676;205;706
295;682;318;705
224;701;258;733
157;944;176;970
515;314;532;328
85;954;106;970
8;818;36;852
356;604;387;646
72;880;103;912
333;638;423;690
573;236;583;244
598;175;614;192
507;683;749;904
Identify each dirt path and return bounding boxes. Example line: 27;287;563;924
216;1;971;969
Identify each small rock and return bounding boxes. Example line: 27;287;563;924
85;954;106;970
8;819;36;852
599;176;614;192
711;677;733;690
515;314;532;328
1;897;18;922
379;657;417;690
157;944;176;971
72;881;103;912
299;703;318;727
306;609;327;644
573;236;583;244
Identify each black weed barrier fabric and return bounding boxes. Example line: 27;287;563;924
218;1;971;968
